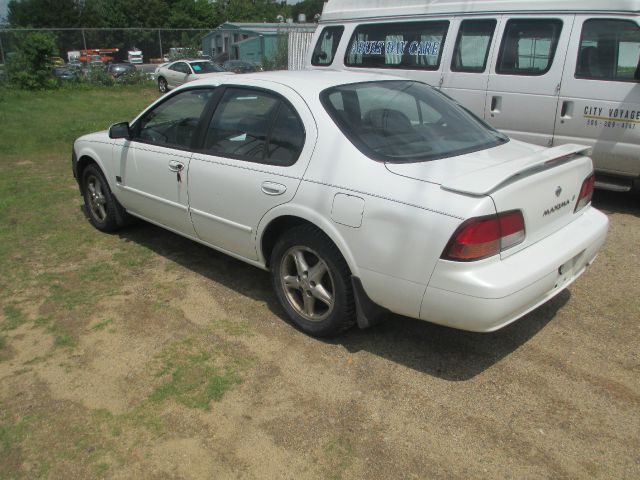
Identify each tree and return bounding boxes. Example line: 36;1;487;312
8;0;78;28
7;31;59;89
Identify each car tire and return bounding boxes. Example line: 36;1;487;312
158;77;168;93
82;164;129;233
270;225;355;337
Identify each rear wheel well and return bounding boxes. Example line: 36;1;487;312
261;216;330;268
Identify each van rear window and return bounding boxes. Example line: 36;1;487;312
345;21;449;70
576;19;640;82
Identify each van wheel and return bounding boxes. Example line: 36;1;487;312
270;225;355;337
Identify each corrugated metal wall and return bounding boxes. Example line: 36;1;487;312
287;27;316;70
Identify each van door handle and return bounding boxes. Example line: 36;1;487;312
261;181;286;196
490;96;501;117
560;100;572;118
168;161;184;172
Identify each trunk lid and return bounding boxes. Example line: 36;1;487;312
385;143;594;258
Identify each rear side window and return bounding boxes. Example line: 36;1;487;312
311;26;344;66
204;88;305;166
451;19;497;73
496;19;563;75
576;19;640;82
345;21;449;70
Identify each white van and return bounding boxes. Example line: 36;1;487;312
127;49;143;64
307;0;640;191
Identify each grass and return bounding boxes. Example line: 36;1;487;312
150;336;245;411
0;85;158;347
0;85;255;478
2;304;27;331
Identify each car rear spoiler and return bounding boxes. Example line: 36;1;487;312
440;144;592;196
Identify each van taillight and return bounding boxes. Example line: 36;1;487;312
442;210;525;262
574;173;595;213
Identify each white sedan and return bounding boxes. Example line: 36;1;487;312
154;59;232;93
72;71;608;337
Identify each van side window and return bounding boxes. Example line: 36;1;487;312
311;26;345;66
496;19;563;75
576;19;640;82
451;19;497;73
345;21;449;70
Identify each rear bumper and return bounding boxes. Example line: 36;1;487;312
420;206;609;332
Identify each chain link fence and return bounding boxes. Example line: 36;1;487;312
0;26;316;85
0;28;213;66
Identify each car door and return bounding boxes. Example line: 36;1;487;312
112;87;217;236
168;62;190;88
485;15;573;147
188;83;317;261
440;17;500;119
554;15;640;181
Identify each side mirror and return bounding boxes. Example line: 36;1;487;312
109;121;131;139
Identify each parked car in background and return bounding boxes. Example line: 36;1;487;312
107;63;137;79
49;56;65;66
155;59;232;93
222;60;263;73
51;66;79;82
72;70;608;338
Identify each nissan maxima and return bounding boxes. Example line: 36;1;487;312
72;71;608;337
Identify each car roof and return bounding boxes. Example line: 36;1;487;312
187;70;408;97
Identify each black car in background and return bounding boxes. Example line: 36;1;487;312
107;63;137;78
51;66;79;82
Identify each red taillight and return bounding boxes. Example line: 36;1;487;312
574;173;595;213
442;210;525;261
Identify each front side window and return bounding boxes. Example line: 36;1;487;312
204;88;305;166
576;19;640;81
321;81;507;163
170;62;190;74
451;19;497;73
496;19;563;75
345;21;449;70
134;88;214;148
311;26;345;66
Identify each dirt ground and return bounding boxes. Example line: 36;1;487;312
1;189;639;479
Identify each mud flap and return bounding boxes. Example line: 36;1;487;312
351;277;389;329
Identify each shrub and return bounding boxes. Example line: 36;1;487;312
7;32;59;90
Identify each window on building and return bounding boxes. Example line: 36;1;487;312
451;19;497;73
576;19;640;81
345;21;449;70
496;19;563;75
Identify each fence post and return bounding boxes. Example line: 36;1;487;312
158;29;163;60
81;28;87;51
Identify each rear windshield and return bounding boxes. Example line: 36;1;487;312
190;61;225;73
321;81;507;163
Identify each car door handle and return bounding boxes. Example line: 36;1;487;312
168;161;184;172
261;182;287;196
490;95;501;113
